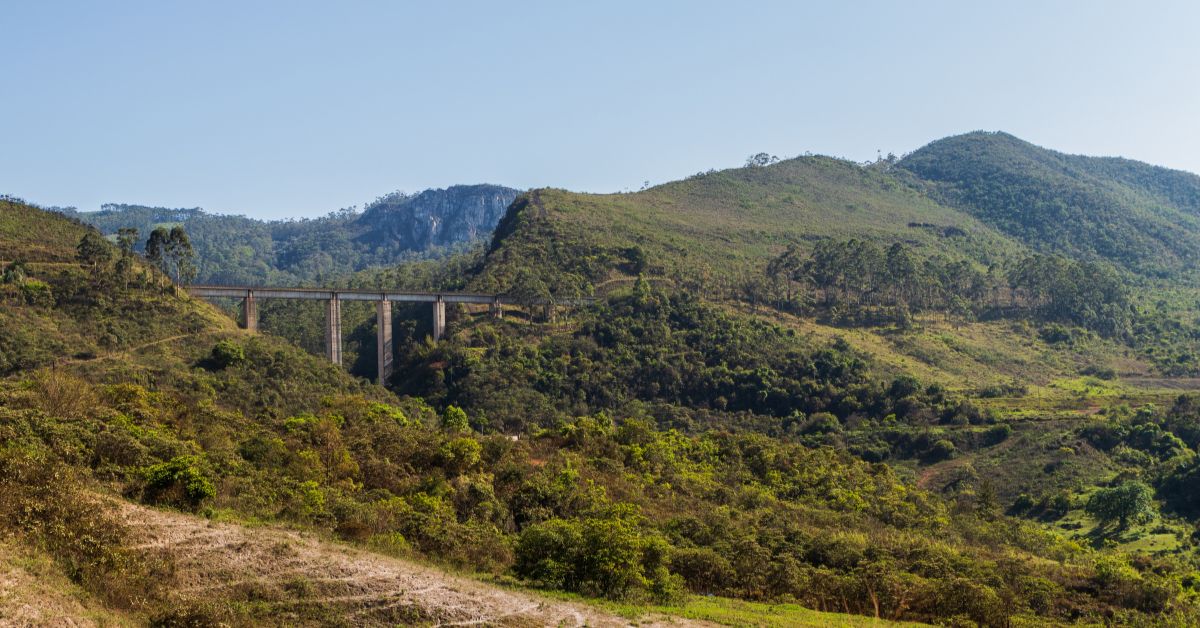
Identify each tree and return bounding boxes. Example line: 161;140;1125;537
146;227;169;269
1086;480;1156;530
766;244;805;305
145;226;197;284
76;231;112;270
745;152;779;167
167;226;197;284
441;405;471;433
116;227;139;257
114;227;141;289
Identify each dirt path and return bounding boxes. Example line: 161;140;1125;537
55;333;196;367
917;434;1020;491
119;503;706;627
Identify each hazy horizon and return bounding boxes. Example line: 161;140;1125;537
4;0;1198;219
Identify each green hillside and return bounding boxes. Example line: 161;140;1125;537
899;131;1200;277
473;156;1023;298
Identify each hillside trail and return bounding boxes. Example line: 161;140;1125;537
917;434;1020;491
55;333;197;367
119;503;708;627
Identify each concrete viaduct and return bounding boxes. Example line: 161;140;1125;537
187;285;589;384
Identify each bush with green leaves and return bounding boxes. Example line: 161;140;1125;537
1086;480;1156;530
514;505;679;602
142;455;217;508
441;404;470;433
208;340;246;369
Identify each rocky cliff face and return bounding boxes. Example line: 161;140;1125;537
356;184;519;251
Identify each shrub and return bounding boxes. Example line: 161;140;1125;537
514;518;580;589
1081;364;1118;380
670;546;734;594
1040;324;1073;344
0;447;156;610
19;279;53;306
142;455;217;508
984;424;1013;446
926;439;957;462
441;405;470;433
207;340;246;370
514;508;673;601
438;437;482;475
802;412;842;435
27;368;98;420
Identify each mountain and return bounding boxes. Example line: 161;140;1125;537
898;131;1200;277
68;183;519;285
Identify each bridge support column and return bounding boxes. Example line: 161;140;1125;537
432;297;446;341
490;298;503;319
242;291;257;333
377;300;392;384
325;295;342;365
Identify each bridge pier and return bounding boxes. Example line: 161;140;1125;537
242;291;257;332
377;300;392;384
432;297;446;341
186;286;594;371
325;295;342;365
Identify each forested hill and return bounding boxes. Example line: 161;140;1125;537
67;183;519;285
899;131;1200;277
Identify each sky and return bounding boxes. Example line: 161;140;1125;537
2;1;1198;219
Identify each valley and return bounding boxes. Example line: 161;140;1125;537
7;131;1200;626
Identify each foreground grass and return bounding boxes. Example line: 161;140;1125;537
0;539;136;627
522;587;927;627
620;597;927;627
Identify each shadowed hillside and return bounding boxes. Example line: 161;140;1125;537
900;131;1200;277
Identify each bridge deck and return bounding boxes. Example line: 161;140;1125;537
186;285;593;306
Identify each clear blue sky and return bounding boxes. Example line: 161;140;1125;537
3;1;1198;219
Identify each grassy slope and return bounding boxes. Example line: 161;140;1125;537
0;200;91;263
0;539;134;627
474;156;1023;296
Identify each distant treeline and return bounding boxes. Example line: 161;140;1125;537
753;239;1132;337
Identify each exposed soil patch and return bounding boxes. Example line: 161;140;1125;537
118;503;705;627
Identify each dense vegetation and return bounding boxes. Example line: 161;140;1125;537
757;239;1133;337
900;131;1200;278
